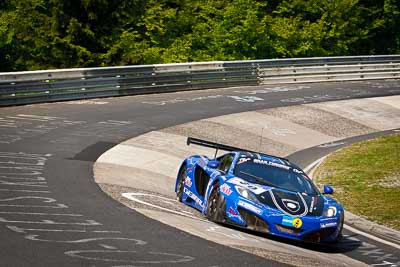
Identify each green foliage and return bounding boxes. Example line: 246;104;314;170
1;0;399;71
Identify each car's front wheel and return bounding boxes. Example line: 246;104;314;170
338;211;344;237
206;182;225;222
176;165;186;202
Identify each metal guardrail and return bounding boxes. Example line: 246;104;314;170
1;55;399;107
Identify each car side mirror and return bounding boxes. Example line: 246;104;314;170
323;185;334;194
207;160;220;169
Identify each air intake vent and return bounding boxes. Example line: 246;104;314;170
238;208;269;233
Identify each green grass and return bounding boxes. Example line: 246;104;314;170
314;134;400;230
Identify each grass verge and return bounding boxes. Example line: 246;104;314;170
314;134;400;231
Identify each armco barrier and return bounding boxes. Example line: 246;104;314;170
1;55;399;107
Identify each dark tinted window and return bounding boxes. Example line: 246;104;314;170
219;154;234;173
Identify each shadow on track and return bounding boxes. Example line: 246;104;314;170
215;221;362;254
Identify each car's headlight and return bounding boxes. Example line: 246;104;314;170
235;186;259;203
324;206;337;217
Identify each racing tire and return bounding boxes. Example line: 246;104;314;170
176;165;186;202
338;212;345;238
206;182;225;222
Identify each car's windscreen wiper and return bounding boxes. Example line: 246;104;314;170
239;171;277;187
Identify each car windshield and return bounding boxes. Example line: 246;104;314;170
234;158;319;195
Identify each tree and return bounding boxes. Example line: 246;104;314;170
1;0;399;71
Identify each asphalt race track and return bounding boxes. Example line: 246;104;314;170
0;80;399;266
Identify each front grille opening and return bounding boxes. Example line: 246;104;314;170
275;224;304;235
238;208;269;233
303;228;337;243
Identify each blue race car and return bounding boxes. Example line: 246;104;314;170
175;137;344;243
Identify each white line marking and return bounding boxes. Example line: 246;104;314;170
26;236;135;243
0;196;56;202
7;116;49;122
92;230;122;233
0;176;46;181
0;181;48;187
64;250;194;264
7;225;87;233
318;141;346;148
0;204;67;208
0;166;44;170
16;114;63;120
206;226;262;243
100;244;118;250
121;193;206;221
0;152;52;158
303;156;326;175
107;120;131;124
0;157;45;165
0;171;43;175
305;156;400;250
0;217;101;225
0;189;50;193
0;211;82;216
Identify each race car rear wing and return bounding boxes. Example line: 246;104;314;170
187;137;289;162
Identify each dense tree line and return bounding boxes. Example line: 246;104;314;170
1;0;399;71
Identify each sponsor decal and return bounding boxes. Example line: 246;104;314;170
229;207;239;216
229;178;267;195
320;221;338;228
251;187;268;195
281;216;294;227
237;158;251;165
228;207;242;220
220;184;232;196
321;217;337;221
247;185;258;191
185;177;192;187
253;159;291;170
229;177;249;186
309;197;318;212
184;188;203;208
243;152;254;157
198;157;206;167
238;200;263;215
292;218;303;229
188;157;197;165
281;216;302;229
227;207;244;222
187;166;193;173
292;168;303;174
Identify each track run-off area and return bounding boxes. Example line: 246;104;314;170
0;80;400;266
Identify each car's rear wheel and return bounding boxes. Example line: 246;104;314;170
206;182;224;222
176;165;186;202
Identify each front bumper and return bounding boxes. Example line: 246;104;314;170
225;199;341;242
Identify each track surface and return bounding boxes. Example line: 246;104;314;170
0;80;399;266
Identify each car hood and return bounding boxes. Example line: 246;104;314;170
228;177;324;217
